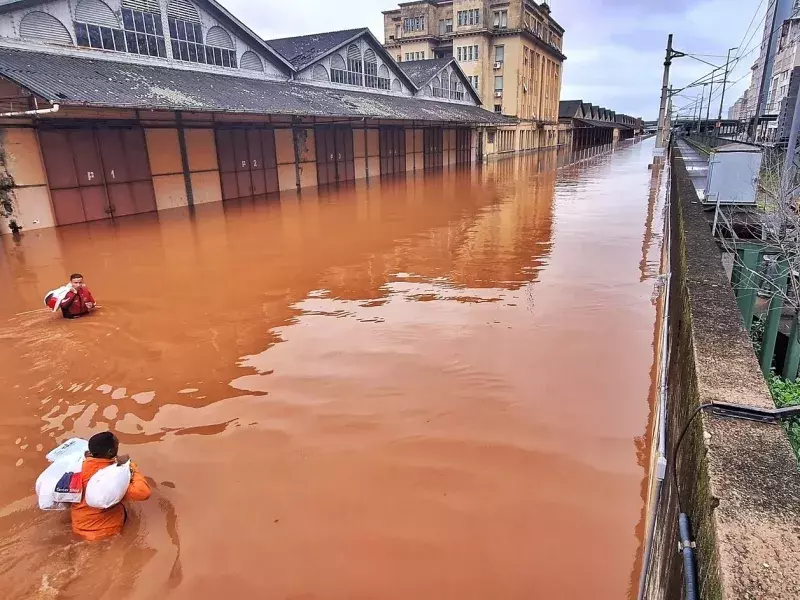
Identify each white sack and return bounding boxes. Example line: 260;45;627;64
36;454;84;510
46;438;88;463
85;462;131;509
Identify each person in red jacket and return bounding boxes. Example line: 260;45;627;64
59;273;96;319
71;432;152;541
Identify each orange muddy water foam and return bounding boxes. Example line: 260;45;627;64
0;140;663;599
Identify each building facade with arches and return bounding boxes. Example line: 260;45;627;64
0;0;512;234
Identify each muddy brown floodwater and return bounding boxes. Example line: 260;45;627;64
0;139;664;600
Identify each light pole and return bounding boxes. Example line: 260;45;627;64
718;46;738;120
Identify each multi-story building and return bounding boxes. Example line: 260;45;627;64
765;15;800;141
382;0;566;153
728;94;749;121
744;0;797;140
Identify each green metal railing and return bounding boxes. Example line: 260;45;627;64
731;243;800;380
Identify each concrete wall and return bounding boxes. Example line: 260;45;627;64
185;127;222;206
0;127;53;234
643;146;800;599
145;128;187;211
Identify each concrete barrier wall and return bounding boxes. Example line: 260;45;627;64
644;146;800;599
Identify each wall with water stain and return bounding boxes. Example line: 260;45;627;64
643;147;800;599
0;127;53;234
0;106;482;234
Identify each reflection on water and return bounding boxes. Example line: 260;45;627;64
0;140;661;599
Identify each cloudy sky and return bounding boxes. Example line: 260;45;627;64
221;0;769;120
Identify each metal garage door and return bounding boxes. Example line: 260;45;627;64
315;125;355;186
215;127;279;200
456;129;472;164
39;126;157;226
423;127;444;169
379;126;406;176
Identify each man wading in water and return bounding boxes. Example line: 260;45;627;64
72;432;151;541
44;273;96;319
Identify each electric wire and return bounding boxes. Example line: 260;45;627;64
671;404;709;513
734;0;768;58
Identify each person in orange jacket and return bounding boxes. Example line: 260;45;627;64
71;432;151;541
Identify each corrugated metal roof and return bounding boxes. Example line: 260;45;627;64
559;100;583;119
266;28;367;70
397;58;452;87
0;47;513;124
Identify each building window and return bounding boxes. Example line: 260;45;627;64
457;45;479;62
495;45;504;63
363;49;390;90
495;75;503;92
494;104;502;114
450;76;464;100
493;10;508;29
403;16;425;32
457;9;480;27
331;44;384;87
168;17;237;67
76;7;167;57
397;54;401;61
432;76;446;98
467;75;479;90
446;18;453;32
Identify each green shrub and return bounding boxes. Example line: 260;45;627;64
768;376;800;460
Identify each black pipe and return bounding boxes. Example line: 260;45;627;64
679;513;699;600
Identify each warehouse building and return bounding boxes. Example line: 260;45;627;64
0;0;511;234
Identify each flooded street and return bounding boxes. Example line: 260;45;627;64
0;138;663;599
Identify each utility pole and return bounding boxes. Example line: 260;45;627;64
667;85;673;134
706;71;715;125
655;34;674;149
655;34;685;150
718;46;738;120
656;35;680;149
697;84;706;134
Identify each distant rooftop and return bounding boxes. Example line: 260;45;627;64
266;28;367;71
396;58;452;87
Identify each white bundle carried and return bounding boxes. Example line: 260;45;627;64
36;438;90;510
36;453;84;510
85;462;132;509
45;438;88;463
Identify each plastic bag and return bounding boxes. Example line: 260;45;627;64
36;454;84;510
85;462;131;509
45;438;88;463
